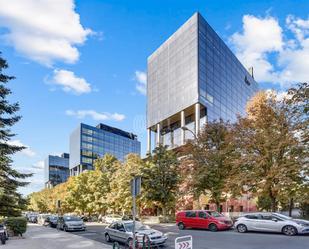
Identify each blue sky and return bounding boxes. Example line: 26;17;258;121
0;0;308;195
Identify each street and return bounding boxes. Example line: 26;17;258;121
72;222;309;249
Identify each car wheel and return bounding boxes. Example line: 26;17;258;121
282;225;297;236
208;223;218;232
105;233;111;242
236;224;247;233
178;222;185;230
64;226;68;232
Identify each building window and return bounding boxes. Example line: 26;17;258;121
239;206;244;212
185;211;196;218
82;128;93;135
82;157;92;164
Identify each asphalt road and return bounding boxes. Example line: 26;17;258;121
70;222;309;249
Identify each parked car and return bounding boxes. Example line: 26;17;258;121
37;214;50;226
49;216;58;228
176;210;233;231
122;215;140;221
27;214;38;223
105;220;167;247
57;216;86;232
234;212;309;236
102;214;122;224
0;223;8;245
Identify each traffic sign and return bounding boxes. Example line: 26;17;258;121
131;176;141;197
175;236;192;249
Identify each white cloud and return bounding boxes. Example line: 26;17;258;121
32;160;44;170
230;14;309;88
66;110;125;121
277;15;309;85
134;71;147;95
52;69;91;94
230;15;283;83
0;0;92;66
6;140;36;157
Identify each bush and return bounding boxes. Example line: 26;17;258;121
5;217;27;236
158;215;175;223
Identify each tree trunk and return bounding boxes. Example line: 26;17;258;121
162;206;167;217
270;195;277;212
288;198;294;217
216;202;220;212
268;187;277;212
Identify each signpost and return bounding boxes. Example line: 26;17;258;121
175;236;193;249
56;200;61;230
131;176;141;249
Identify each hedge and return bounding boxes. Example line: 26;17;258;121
5;217;27;236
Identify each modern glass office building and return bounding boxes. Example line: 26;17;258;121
44;153;70;188
69;123;141;175
146;12;258;152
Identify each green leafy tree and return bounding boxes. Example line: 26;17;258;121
183;120;236;211
0;53;32;216
232;91;306;212
143;145;179;216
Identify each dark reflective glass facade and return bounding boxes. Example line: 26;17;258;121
197;14;258;122
70;123;141;171
44;153;69;187
146;12;258;150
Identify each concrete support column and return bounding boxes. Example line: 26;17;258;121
147;128;151;154
181;110;185;145
156;123;161;146
195;103;200;136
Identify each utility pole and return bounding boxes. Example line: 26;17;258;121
131;176;141;249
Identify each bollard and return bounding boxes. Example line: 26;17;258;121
142;234;151;249
113;242;120;249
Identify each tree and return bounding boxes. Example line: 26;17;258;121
183;120;236;211
286;82;309;175
0;53;32;216
143;145;179;216
107;154;144;214
232;91;306;212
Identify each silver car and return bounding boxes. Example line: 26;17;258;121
234;212;309;236
105;220;167;246
57;216;86;232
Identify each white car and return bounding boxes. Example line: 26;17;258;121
103;214;122;224
234;212;309;236
105;221;167;246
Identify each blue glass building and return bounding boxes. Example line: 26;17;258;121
146;12;258;152
44;153;70;188
69;123;141;175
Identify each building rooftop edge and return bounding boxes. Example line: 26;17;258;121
80;122;139;141
147;12;199;62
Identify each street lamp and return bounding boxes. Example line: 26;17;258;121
181;126;197;139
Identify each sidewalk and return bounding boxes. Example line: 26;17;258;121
5;224;112;249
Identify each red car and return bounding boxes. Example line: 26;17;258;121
176;210;233;231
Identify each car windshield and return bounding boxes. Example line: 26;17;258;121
207;211;224;217
50;216;58;221
273;213;292;220
111;214;121;218
124;222;150;232
64;216;82;222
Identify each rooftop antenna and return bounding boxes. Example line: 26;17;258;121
248;67;254;79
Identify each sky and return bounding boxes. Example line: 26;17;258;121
0;0;308;195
